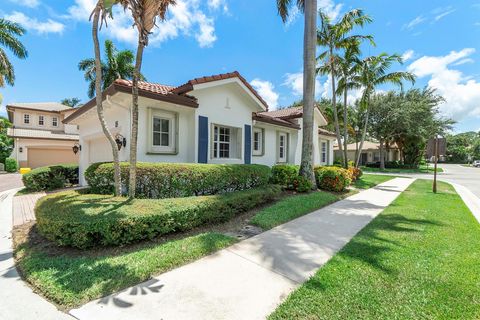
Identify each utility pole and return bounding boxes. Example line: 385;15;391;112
433;135;438;193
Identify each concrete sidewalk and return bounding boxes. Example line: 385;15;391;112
71;177;415;320
0;189;73;320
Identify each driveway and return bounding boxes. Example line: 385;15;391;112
0;174;23;193
438;164;480;198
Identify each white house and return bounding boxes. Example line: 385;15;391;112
6;103;79;168
63;71;336;185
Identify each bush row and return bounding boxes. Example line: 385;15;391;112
22;164;79;191
35;185;281;249
271;164;360;192
5;158;17;172
365;161;418;169
85;162;271;198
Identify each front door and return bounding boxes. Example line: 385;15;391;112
361;153;368;165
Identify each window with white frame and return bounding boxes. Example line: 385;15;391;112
23;114;30;124
321;141;327;163
38;115;45;126
52;117;58;127
212;125;240;159
278;132;288;163
253;127;263;156
149;109;176;153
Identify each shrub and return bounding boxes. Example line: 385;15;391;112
314;166;352;192
365;161;418;169
270;164;312;193
35;185;281;249
85;162;271;198
5;158;17;172
22;164;79;191
347;166;363;181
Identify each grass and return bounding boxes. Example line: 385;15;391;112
251;174;394;230
269;180;480;319
14;230;236;309
361;165;443;174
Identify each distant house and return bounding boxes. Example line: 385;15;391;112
6;103;79;168
334;141;400;165
426;137;446;162
63;71;337;185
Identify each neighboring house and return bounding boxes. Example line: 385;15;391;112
6;103;79;168
334;141;400;165
63;71;337;185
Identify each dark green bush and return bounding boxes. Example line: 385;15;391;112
35;185;281;249
314;166;352;192
270;164;312;192
5;158;17;172
85;162;271;198
22;164;79;191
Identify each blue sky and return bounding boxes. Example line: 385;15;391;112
1;0;479;133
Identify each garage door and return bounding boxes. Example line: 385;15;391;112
89;137;114;163
27;148;79;169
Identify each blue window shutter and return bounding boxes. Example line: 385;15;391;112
244;124;251;164
198;116;208;163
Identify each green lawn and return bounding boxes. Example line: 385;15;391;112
361;165;443;174
269;180;480;319
15;232;236;309
251;174;394;230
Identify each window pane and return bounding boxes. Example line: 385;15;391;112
161;133;169;146
153;132;161;146
153;118;161;132
161;119;169;133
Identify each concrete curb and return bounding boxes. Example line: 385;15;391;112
449;182;480;224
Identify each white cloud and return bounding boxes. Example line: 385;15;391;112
404;15;426;30
250;79;279;109
5;11;64;34
402;49;415;62
8;0;40;8
283;72;322;98
208;0;228;12
66;0;223;47
407;48;480;120
433;6;456;21
318;0;343;21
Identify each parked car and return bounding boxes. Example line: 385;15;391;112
473;160;480;168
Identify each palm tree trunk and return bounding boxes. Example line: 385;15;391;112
92;5;121;196
298;0;317;188
355;104;370;168
330;47;344;167
342;88;349;168
379;137;385;170
128;39;145;198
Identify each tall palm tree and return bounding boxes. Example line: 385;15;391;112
61;97;82;108
101;0;176;198
0;19;28;87
353;53;416;168
90;2;122;196
336;40;362;168
317;9;373;168
78;39;144;98
277;0;318;186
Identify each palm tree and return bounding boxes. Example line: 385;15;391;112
353;53;416;169
78;39;144;98
336;40;362;168
90;2;122;196
61;97;82;108
0;19;28;87
277;0;318;186
317;9;373;168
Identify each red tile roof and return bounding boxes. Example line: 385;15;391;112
173;71;269;110
256;106;303;119
318;128;337;137
115;79;175;95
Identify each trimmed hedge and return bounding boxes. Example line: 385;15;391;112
5;158;17;172
35;185;281;249
22;164;79;191
365;161;418;169
85;162;271;198
314;166;352;192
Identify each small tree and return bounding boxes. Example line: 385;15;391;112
0;116;13;165
61;98;82;108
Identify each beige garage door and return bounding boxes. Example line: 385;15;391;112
27;148;79;169
89;137;114;163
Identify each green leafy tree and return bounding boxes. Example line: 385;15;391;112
317;9;373;168
277;0;318;187
60;98;82;108
79;39;145;98
0;116;13;165
0;18;28;87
